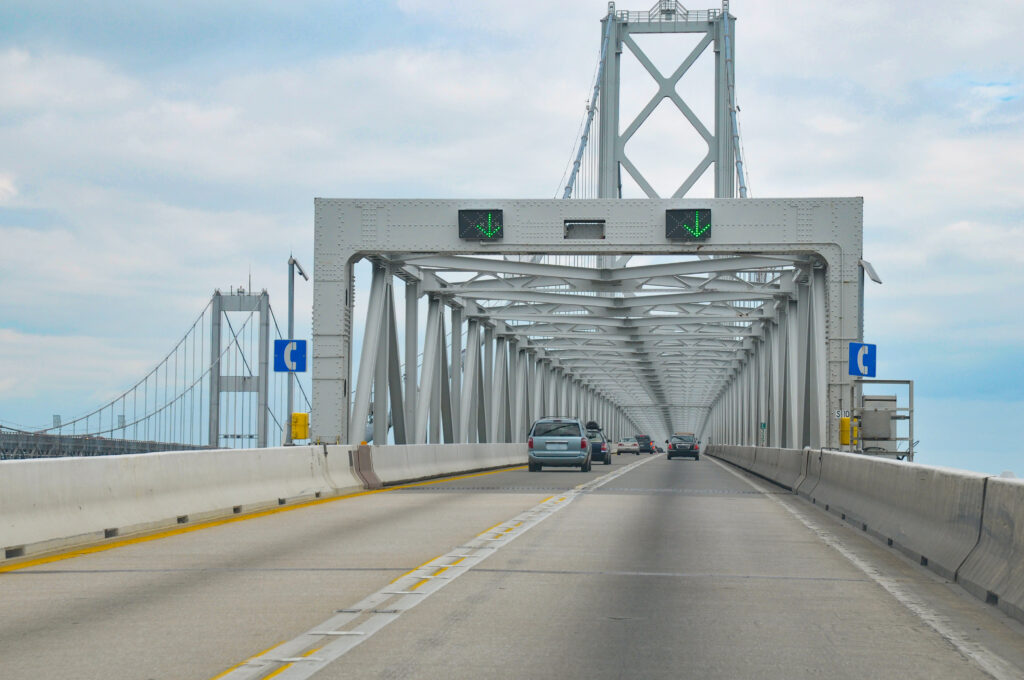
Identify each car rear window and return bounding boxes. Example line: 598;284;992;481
533;421;582;437
672;435;696;443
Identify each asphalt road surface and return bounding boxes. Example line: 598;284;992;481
2;452;1023;679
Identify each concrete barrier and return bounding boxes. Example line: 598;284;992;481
0;445;361;562
806;452;988;581
709;445;755;469
368;443;526;486
795;448;823;499
957;477;1024;621
748;447;807;491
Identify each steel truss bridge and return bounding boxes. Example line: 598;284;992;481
7;0;872;457
8;5;1024;679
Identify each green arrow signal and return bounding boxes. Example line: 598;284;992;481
474;213;501;238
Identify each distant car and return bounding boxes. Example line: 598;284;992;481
636;434;655;454
527;417;591;472
585;427;613;465
616;436;638;455
666;433;700;460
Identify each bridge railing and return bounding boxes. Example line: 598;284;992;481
0;431;214;460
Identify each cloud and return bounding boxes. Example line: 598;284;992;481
0;173;16;203
0;1;1023;464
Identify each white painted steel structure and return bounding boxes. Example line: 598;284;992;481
596;1;740;199
312;197;865;450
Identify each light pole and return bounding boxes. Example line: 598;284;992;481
286;255;309;444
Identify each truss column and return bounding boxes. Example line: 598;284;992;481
386;287;407;445
532;357;546;422
758;335;769;447
373;279;390;445
414;296;441;444
438;308;454;444
783;299;800;448
429;307;442;444
483;325;494;430
512;347;528;441
750;348;759;446
459;318;481;443
808;267;829;448
404;280;418;439
489;335;508;443
450;307;463;438
546;365;557;417
350;264;387;445
768;319;783;448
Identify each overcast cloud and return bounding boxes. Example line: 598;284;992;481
1;0;1021;474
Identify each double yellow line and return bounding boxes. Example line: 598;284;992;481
0;465;527;574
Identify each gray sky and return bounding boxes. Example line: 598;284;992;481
1;1;1022;473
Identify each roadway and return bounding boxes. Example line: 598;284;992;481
3;452;1024;679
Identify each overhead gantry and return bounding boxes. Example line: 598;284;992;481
312;197;865;450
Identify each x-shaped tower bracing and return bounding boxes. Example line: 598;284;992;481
312;198;865;450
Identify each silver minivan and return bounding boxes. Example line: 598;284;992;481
527;417;591;472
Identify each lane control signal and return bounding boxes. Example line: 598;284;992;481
459;209;504;240
666;208;712;241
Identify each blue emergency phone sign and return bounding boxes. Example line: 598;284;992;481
848;342;876;377
274;339;307;372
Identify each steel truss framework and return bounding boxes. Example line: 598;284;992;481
312;198;865;449
597;0;737;198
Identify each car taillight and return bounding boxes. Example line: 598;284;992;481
601;443;608;452
694;444;699;450
528;436;533;449
581;438;588;450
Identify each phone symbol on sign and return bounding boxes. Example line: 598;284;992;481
857;345;869;375
284;341;297;371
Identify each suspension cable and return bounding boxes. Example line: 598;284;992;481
562;8;614;199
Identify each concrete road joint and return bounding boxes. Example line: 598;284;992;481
707;456;1022;680
214;455;661;680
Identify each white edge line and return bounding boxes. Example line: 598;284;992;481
707;455;1021;680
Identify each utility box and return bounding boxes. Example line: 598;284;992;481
860;395;897;454
291;412;310;441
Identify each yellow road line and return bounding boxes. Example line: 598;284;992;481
390;553;444;585
476;521;506;537
263;646;321;680
209;640;286;680
0;465;528;574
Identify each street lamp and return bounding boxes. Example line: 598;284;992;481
286;255;309;444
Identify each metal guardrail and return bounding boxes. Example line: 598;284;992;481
0;432;215;460
616;1;722;24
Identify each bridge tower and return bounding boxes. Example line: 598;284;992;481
208;290;270;448
597;0;742;199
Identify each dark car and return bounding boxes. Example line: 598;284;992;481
666;433;700;460
585;427;613;465
636;434;655;454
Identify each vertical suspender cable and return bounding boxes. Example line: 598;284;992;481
563;10;614;199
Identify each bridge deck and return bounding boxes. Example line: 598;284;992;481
2;455;1022;679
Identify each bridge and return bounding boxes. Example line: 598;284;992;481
1;3;1022;678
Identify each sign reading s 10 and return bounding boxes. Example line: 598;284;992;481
666;208;712;241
